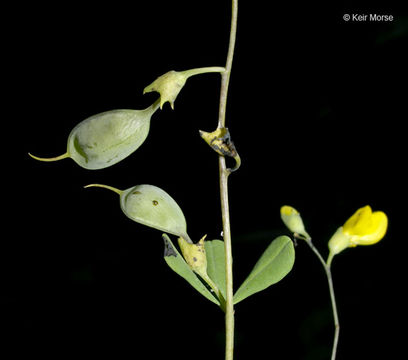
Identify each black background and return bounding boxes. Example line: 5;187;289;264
3;1;407;359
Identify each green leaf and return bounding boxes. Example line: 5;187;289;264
162;234;220;305
233;235;295;304
205;240;226;300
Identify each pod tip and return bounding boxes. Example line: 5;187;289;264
28;152;69;162
83;184;123;195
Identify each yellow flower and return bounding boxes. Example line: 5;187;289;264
328;205;388;260
280;205;310;240
343;205;388;246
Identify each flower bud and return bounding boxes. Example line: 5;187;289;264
280;205;310;240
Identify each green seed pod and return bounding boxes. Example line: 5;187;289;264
29;100;160;170
84;183;190;241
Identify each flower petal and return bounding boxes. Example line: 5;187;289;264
343;205;373;236
349;211;388;246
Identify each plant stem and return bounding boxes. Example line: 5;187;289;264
303;238;340;360
219;157;234;360
183;66;226;78
218;0;238;129
217;1;238;360
143;97;162;114
303;237;326;268
326;263;340;360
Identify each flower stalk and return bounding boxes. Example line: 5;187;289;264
300;236;340;360
287;204;388;360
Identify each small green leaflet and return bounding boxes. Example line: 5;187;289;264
233;236;295;304
205;239;226;300
162;234;220;306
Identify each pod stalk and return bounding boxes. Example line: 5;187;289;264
182;66;226;78
144;97;162;115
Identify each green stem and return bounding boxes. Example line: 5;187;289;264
218;1;238;129
302;237;340;360
327;251;335;268
201;273;226;311
326;263;340;360
217;1;238;360
303;237;326;268
182;66;226;78
143;97;162;115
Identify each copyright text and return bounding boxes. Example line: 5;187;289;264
343;14;394;22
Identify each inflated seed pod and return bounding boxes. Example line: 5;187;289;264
29;100;160;170
85;183;191;241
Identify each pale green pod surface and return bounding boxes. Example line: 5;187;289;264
120;184;188;238
29;101;160;170
68;108;152;169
